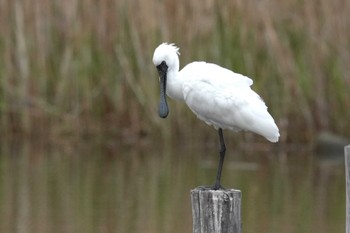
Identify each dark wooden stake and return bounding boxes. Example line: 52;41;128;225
345;145;350;233
191;188;242;233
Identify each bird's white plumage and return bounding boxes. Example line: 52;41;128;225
153;43;280;142
153;43;180;68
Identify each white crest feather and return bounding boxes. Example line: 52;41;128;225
153;42;180;66
167;43;180;55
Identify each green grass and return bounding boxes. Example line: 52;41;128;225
0;0;349;144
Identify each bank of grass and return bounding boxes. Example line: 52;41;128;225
0;0;349;144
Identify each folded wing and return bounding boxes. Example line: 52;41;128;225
181;62;279;142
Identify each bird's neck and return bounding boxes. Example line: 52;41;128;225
166;65;184;101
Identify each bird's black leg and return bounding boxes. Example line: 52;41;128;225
212;128;226;190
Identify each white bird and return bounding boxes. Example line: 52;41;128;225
153;43;279;190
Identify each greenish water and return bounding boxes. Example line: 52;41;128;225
0;140;345;233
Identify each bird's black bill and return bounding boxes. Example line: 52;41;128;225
158;74;169;118
157;61;169;118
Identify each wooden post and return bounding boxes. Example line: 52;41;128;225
345;145;350;233
191;187;242;233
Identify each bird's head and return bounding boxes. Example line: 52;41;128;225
153;43;180;118
153;43;180;69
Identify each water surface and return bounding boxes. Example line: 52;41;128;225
0;140;345;233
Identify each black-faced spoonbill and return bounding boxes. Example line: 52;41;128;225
153;43;279;190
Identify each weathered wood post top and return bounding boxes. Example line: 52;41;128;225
345;145;350;233
191;187;242;233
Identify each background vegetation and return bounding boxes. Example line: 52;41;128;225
0;0;349;145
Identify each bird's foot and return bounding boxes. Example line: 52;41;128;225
196;184;225;191
211;183;225;190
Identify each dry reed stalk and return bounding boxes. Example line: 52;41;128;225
0;0;348;142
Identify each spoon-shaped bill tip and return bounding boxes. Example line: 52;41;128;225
158;82;169;118
158;101;169;118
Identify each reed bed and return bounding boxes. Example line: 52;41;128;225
0;0;349;144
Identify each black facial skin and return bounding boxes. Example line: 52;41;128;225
156;61;169;118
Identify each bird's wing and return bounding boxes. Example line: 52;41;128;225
181;62;279;142
180;62;253;88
